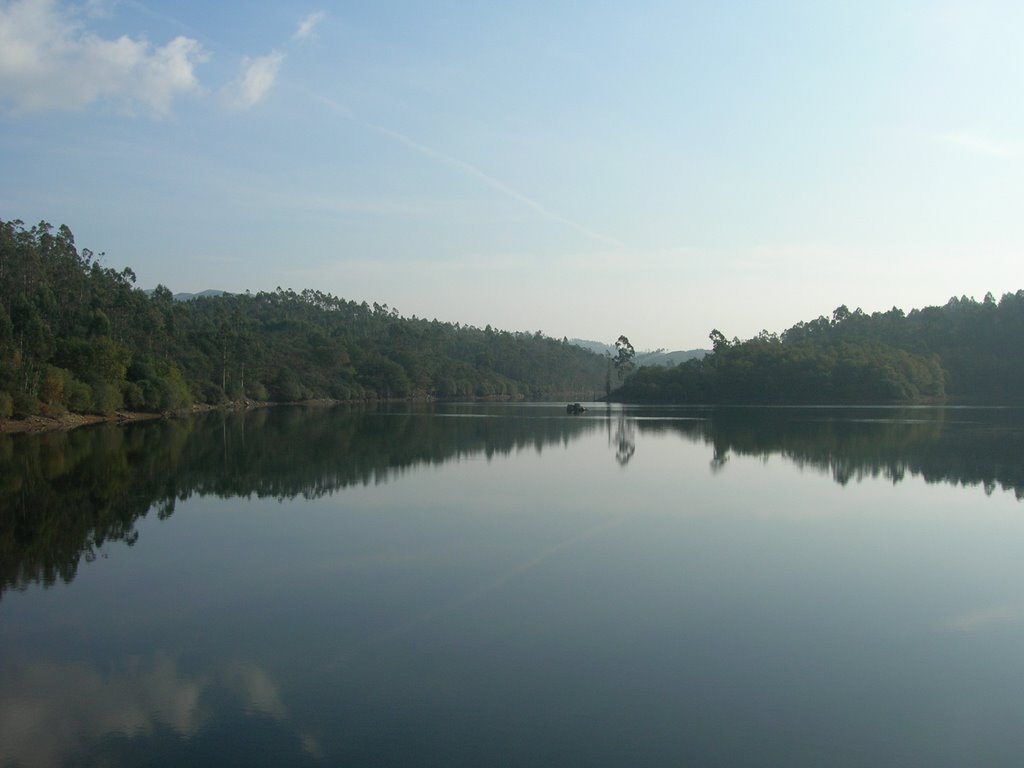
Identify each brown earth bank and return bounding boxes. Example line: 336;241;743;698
0;396;423;434
0;400;269;434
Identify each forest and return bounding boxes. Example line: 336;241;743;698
0;218;609;418
4;216;1023;417
610;292;1024;405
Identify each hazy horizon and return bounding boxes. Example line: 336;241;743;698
2;0;1022;350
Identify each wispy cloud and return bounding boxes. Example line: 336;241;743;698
372;123;625;248
121;0;205;40
307;194;466;217
309;92;623;247
81;0;116;18
293;11;325;41
941;132;1023;159
0;0;206;114
334;118;623;249
945;604;1024;633
219;11;327;108
223;50;285;109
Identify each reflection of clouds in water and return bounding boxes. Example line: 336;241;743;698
0;655;291;768
945;604;1024;633
222;662;287;718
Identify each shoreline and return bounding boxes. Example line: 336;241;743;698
0;410;162;434
0;397;416;434
0;393;598;434
0;401;269;434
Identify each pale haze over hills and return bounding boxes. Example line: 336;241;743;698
1;1;1022;350
570;340;707;367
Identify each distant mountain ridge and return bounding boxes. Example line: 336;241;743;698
570;339;708;367
142;289;228;301
173;289;228;301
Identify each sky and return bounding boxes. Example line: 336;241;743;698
1;0;1022;351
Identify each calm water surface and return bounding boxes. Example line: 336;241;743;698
2;403;1024;766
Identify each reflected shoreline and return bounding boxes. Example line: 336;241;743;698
2;403;1022;598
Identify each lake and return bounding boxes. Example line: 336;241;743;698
2;403;1024;767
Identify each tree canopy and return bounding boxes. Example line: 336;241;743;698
0;218;607;418
611;295;1024;405
5;217;1021;414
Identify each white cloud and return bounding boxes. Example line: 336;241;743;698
223;50;284;109
0;0;206;114
293;10;324;41
941;132;1023;159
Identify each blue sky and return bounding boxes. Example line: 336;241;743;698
2;0;1022;350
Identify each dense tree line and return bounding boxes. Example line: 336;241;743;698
612;294;1024;404
0;219;608;418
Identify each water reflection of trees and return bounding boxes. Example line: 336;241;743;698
3;405;1023;597
634;407;1024;499
608;411;636;467
0;405;600;596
